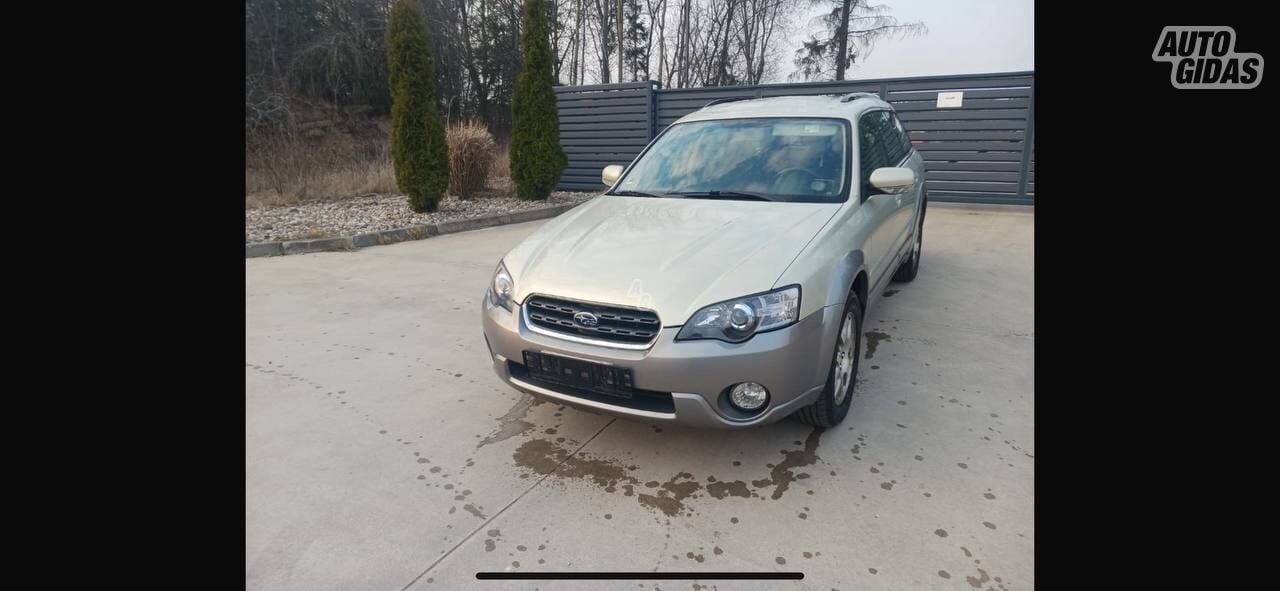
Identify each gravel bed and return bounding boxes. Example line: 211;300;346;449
245;191;598;243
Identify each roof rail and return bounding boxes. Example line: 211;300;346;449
703;96;754;108
839;92;880;103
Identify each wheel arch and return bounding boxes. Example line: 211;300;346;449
823;250;868;311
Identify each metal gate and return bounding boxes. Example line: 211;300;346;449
555;71;1033;205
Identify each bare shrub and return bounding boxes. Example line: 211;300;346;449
446;121;496;199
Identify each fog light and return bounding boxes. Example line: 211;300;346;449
729;382;769;411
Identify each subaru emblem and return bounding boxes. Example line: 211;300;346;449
573;311;599;327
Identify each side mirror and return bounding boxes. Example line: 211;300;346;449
869;167;916;194
602;165;624;187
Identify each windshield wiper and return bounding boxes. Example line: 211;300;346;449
669;190;774;202
608;189;669;198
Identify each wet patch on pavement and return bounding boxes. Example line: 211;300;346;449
510;426;828;517
863;330;892;359
476;395;541;450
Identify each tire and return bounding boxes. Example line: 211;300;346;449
796;290;862;427
892;203;925;283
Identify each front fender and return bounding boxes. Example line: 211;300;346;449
824;250;866;309
805;250;868;387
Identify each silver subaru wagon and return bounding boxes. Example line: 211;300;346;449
482;93;926;428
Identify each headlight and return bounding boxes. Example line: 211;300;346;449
488;261;514;311
676;286;800;343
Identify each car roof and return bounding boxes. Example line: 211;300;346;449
674;94;891;125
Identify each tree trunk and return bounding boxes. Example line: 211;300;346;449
569;0;580;84
835;0;852;81
579;3;587;84
676;0;691;87
715;1;736;85
616;0;624;83
655;0;666;85
459;0;491;124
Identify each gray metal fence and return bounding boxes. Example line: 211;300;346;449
554;81;658;192
555;71;1034;205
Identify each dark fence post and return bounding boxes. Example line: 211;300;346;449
1016;76;1035;201
647;80;659;140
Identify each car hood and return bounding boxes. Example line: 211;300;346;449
502;196;838;325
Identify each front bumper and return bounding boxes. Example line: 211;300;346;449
481;295;837;428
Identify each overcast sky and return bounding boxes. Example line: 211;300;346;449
777;0;1035;81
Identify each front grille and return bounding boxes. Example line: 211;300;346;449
525;294;660;346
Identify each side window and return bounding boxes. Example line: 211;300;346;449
887;112;913;158
874;111;906;164
859;111;890;194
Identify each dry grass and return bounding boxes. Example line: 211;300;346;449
447;121;496;199
489;144;512;192
246;117;517;208
246;130;397;208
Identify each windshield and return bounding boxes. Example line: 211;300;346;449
610;117;849;203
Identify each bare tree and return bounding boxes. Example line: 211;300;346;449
793;0;925;81
736;0;786;84
644;0;668;84
565;0;583;84
588;0;616;83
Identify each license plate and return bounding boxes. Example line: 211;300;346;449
522;351;634;399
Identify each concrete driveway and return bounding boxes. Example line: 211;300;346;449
246;203;1033;591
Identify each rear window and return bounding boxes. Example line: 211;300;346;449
859;111;893;179
886;112;912;159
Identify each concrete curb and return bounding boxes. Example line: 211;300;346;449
282;236;355;255
246;201;583;258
